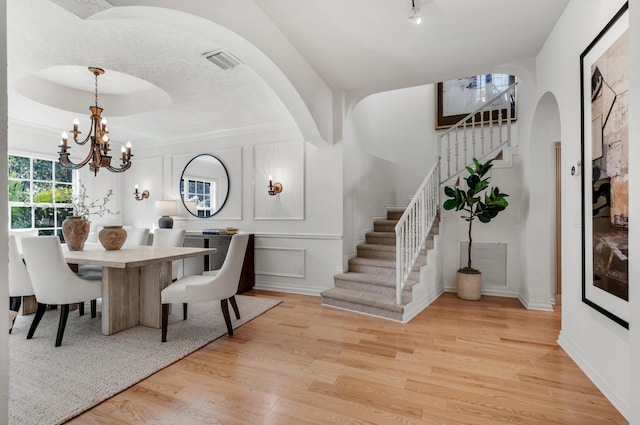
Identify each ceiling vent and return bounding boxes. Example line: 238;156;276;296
203;49;243;70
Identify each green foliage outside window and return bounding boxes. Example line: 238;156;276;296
7;154;74;240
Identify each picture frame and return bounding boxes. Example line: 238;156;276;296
580;2;629;329
435;74;517;130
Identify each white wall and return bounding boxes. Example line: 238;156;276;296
1;1;9;421
536;0;633;419
349;85;439;199
119;134;343;296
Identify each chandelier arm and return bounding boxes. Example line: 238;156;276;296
105;162;132;173
59;150;95;170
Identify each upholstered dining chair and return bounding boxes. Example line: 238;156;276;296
122;227;150;248
160;233;249;342
8;235;35;332
152;228;186;281
21;236;102;347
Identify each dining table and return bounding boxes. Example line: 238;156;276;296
64;244;216;335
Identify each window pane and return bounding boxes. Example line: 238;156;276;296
33;182;54;203
35;207;55;228
8;179;30;202
38;229;55;237
189;180;196;192
55;162;73;183
56;207;74;227
197;181;204;193
33;159;53;180
11;207;32;229
8;155;30;179
55;184;73;203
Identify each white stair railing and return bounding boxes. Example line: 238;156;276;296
438;82;517;183
395;161;439;304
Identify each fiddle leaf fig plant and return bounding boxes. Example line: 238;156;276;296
443;158;509;273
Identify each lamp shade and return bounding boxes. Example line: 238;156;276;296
155;200;178;216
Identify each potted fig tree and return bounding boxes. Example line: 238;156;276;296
443;157;509;300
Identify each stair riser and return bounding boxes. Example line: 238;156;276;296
356;248;396;261
387;211;404;221
322;298;403;321
374;223;396;232
333;278;413;301
366;235;396;245
348;263;420;281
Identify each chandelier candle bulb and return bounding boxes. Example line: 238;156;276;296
73;118;79;132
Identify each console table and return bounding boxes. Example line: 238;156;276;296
183;232;255;293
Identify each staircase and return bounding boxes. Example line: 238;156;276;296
322;82;517;322
321;209;441;322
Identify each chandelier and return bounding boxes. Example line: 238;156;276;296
58;67;133;175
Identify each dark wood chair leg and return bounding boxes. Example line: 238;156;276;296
183;303;188;320
161;304;170;342
55;304;70;347
10;296;22;312
90;299;97;318
27;302;47;340
229;296;240;319
78;302;85;316
220;299;233;336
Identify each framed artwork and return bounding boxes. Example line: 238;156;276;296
435;74;517;129
580;2;629;329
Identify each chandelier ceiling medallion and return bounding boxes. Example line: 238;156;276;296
58;66;133;175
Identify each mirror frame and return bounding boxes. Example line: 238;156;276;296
180;154;230;218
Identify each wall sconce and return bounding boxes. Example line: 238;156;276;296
134;185;149;201
268;175;283;196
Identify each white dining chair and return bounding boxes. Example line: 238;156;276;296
160;233;249;342
8;235;35;332
152;229;186;281
122;227;150;248
21;236;102;347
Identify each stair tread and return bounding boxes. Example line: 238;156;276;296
358;243;396;252
321;287;406;311
366;231;395;237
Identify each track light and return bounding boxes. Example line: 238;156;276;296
408;0;422;24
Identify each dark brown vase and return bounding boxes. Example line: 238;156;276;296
98;226;127;250
62;216;90;251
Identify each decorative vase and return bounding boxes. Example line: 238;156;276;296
98;226;128;250
456;271;482;300
62;216;90;251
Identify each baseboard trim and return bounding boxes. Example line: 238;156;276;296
402;286;444;323
517;293;554;311
253;281;326;296
557;331;629;421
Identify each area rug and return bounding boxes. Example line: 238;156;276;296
8;295;280;425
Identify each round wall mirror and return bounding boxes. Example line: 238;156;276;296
180;154;230;217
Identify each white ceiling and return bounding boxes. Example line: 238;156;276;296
7;0;570;148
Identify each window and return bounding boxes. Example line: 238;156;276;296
180;176;217;217
8;155;74;239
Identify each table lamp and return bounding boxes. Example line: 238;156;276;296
155;200;178;229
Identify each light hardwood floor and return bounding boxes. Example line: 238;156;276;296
68;291;627;425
